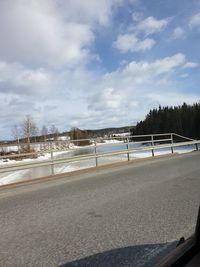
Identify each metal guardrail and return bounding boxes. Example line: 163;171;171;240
0;132;190;149
0;133;199;179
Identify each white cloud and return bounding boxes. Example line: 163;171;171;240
0;0;124;67
113;16;170;54
88;87;125;111
59;0;123;26
113;33;155;53
0;53;199;138
132;11;143;22
183;62;199;68
141;53;186;74
129;0;141;4
189;12;200;28
171;27;185;39
146;92;199;107
0;1;198;138
180;73;189;78
0;44;196;131
0;61;54;96
108;53;186;82
134;16;170;36
86;53;197;127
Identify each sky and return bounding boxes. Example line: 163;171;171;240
0;0;200;139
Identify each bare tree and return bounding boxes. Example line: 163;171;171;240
11;125;20;153
41;125;48;142
21;115;37;151
50;124;59;141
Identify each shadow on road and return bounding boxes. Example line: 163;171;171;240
59;241;177;267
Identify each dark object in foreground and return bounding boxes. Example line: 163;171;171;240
60;206;200;267
156;206;200;267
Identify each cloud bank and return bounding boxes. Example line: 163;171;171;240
0;0;199;139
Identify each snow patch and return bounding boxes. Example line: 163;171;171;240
103;139;124;144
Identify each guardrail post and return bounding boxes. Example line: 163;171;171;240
196;143;199;151
94;142;98;167
151;135;154;157
171;133;174;154
50;149;54;175
126;138;130;161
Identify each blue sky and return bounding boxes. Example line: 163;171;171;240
0;0;200;139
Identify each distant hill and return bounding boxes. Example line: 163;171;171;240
2;125;135;144
84;126;134;137
54;125;134;139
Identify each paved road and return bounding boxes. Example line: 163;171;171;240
0;152;200;267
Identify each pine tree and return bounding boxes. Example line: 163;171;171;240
132;102;200;139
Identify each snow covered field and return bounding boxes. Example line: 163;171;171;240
0;141;198;186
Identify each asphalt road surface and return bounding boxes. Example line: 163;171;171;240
0;152;200;267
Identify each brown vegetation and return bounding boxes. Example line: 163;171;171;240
70;128;90;146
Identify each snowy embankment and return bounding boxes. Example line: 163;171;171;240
0;150;72;185
0;141;197;186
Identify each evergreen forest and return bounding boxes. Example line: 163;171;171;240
132;102;200;139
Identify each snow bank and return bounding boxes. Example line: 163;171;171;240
112;132;130;137
103;139;124;144
57;136;70;141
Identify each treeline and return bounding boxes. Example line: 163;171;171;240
85;126;132;138
132;102;200;139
